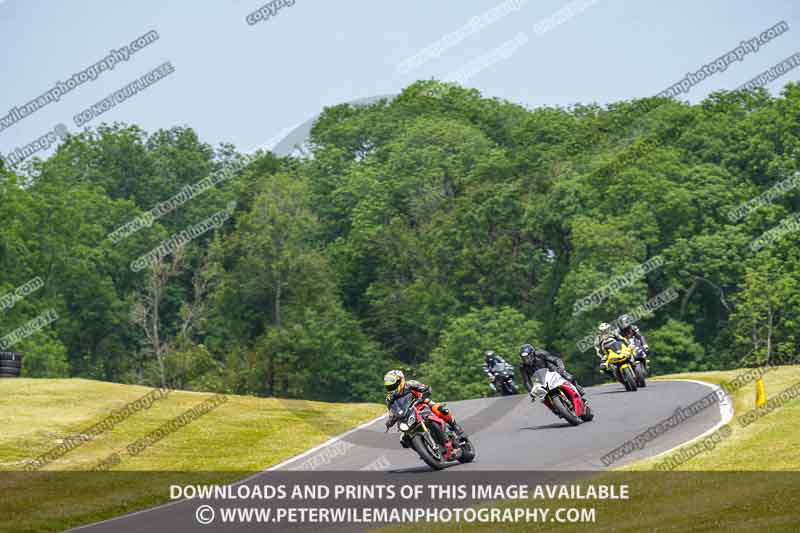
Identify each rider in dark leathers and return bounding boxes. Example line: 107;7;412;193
483;350;509;393
518;344;587;400
483;350;505;373
617;314;649;368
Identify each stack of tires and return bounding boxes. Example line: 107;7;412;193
0;352;23;377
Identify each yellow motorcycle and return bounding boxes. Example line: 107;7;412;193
603;340;641;391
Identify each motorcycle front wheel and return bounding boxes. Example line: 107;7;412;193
551;394;582;426
622;366;638;391
411;434;448;470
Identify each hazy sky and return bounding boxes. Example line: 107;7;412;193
1;0;798;159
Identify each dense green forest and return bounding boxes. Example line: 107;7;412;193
1;80;799;403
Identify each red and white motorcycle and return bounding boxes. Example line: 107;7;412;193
529;368;594;426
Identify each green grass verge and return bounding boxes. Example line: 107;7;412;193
0;378;384;532
625;364;800;471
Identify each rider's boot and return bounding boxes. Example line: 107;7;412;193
443;407;464;437
573;381;588;402
449;420;466;437
439;405;465;437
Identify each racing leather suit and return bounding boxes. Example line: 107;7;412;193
385;380;464;435
596;332;634;377
483;355;509;391
519;349;586;399
619;325;649;365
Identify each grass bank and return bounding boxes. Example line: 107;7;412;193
0;378;384;532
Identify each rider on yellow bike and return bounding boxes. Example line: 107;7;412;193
595;322;629;376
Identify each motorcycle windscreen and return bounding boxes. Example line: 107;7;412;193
534;368;565;390
498;362;513;376
389;392;414;419
533;368;549;385
604;339;624;354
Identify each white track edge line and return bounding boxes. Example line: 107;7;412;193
65;413;387;531
634;378;734;465
65;379;737;530
265;413;386;471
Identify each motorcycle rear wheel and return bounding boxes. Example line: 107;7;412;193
634;362;647;388
458;436;476;463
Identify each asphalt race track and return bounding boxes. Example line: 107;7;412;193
70;379;727;532
276;379;726;472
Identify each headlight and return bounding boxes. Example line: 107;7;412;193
407;414;416;425
398;422;410;431
530;384;547;401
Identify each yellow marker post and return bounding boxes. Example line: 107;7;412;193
755;377;767;407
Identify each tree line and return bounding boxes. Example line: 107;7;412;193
1;80;798;403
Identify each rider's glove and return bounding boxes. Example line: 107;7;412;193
599;360;608;370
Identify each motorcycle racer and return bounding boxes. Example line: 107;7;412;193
483;350;511;393
483;350;506;374
617;314;649;368
595;322;629;375
383;370;465;436
518;344;587;400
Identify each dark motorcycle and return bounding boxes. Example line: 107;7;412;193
628;337;648;388
486;361;518;396
387;393;475;470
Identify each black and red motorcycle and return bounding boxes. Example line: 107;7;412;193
387;393;476;470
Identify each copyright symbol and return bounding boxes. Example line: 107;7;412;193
196;504;215;525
